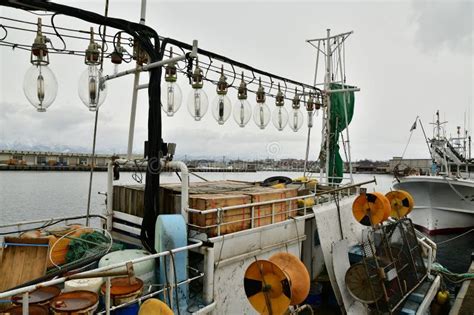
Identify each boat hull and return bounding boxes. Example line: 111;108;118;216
394;176;474;234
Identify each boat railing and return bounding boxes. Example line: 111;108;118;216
0;214;106;241
0;239;205;314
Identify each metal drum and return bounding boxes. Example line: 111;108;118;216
50;290;99;314
12;285;61;307
3;305;49;315
101;277;144;306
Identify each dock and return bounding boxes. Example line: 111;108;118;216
450;256;474;315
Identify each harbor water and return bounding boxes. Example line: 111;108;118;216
0;171;472;274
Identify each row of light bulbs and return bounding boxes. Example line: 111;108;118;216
22;19;322;132
23;19;109;113
163;60;322;132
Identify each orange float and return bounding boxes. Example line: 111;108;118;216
352;192;391;226
385;190;415;219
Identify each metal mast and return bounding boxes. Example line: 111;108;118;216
307;30;359;184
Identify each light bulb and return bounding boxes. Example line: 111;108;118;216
187;88;209;121
272;83;288;131
212;94;232;125
233;99;252;127
23;65;58;112
253;103;271;129
307;110;314;128
290;108;304;132
233;72;252;127
78;65;107;111
161;81;182;117
272;106;289;131
289;88;303;131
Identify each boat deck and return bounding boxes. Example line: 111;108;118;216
450;258;474;314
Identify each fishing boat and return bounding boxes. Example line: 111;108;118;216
394;111;474;234
0;1;444;314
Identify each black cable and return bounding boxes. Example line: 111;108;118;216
0;24;7;40
169;251;181;315
162;256;173;307
49;13;66;51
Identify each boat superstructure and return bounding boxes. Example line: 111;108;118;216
394;111;474;234
0;1;443;314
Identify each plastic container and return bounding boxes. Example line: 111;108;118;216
99;250;155;286
304;282;323;306
64;277;104;293
100;277;143;306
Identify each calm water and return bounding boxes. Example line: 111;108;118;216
0;171;472;273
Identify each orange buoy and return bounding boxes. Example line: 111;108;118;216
244;260;292;315
352;192;391;226
138;298;174;315
269;252;310;305
385;190;414;219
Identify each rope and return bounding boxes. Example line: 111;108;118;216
443;176;474;204
85;0;109;227
436;228;474;246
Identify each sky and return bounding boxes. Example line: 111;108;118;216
0;0;472;162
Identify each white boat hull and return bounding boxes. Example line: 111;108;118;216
394;176;474;234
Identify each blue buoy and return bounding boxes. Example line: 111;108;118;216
155;215;188;313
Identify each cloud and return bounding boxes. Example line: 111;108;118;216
411;0;473;54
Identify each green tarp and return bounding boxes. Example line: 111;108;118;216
328;83;355;184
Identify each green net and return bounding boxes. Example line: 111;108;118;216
65;231;121;263
328;83;355;184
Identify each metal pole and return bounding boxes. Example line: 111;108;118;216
325;29;332;184
22;292;28;315
127;67;141;160
126;0;147;160
106;161;113;231
337;37;353;183
105;276;111;315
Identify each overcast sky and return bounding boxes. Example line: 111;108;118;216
0;0;472;161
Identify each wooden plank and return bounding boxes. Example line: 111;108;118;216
0;237;49;291
113;211;143;225
236;187;298;227
190;194;251;236
112;222;141;236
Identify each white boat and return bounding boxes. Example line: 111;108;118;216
0;1;442;314
394;111;474;234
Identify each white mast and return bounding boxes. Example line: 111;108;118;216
307;30;359;185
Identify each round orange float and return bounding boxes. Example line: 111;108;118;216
385;190;414;219
352;192;391;226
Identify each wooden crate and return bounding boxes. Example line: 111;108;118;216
189;194;251;236
113;185;145;217
240;187;298;227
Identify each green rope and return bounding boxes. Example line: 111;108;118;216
432;262;474;284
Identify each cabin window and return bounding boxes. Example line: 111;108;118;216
37;156;46;164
